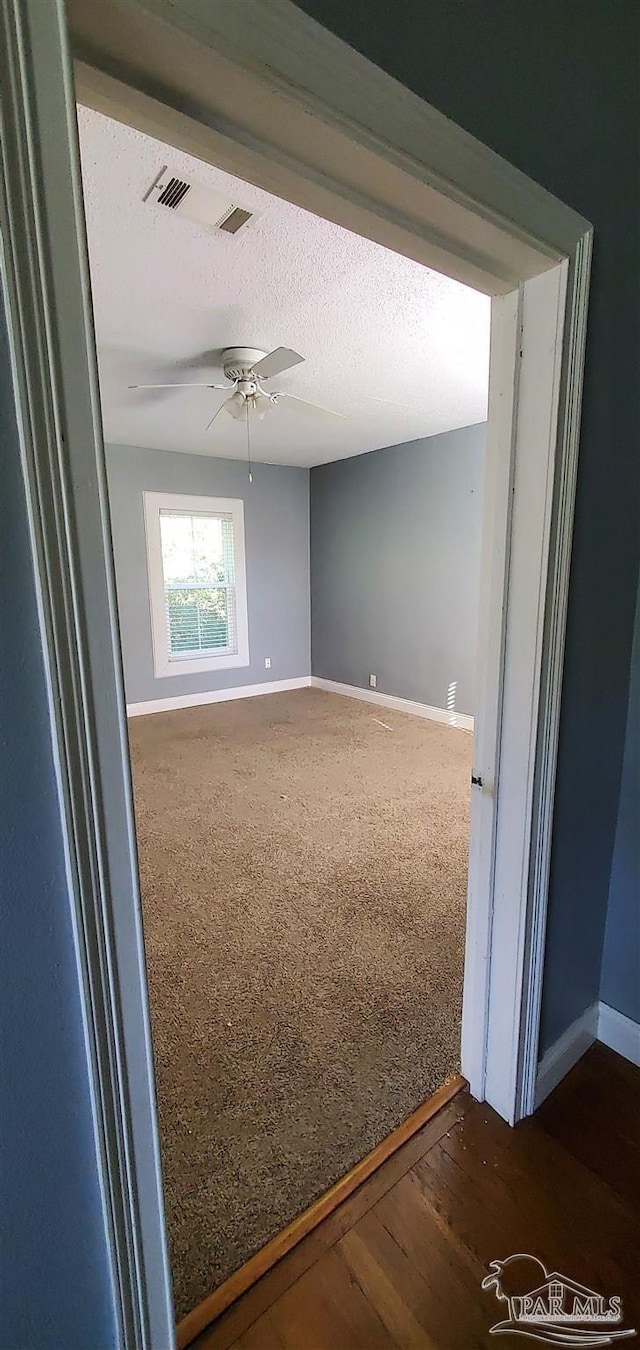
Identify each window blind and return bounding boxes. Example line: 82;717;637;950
159;509;238;660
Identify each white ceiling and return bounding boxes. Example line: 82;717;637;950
78;105;490;468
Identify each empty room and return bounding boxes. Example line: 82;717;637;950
78;104;489;1326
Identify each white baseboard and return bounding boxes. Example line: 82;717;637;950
126;675;311;717
128;674;475;727
534;1003;598;1108
310;676;474;732
598;1001;640;1067
535;1000;640;1108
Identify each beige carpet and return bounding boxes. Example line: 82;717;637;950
129;687;472;1318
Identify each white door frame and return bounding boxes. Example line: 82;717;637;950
0;0;592;1345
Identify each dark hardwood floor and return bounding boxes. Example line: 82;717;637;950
192;1044;640;1349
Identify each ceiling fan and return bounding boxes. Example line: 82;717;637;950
129;345;346;430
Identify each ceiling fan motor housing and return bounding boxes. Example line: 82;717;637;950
221;347;269;384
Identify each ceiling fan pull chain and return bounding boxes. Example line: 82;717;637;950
246;401;253;484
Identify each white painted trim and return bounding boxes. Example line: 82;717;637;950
461;288;521;1100
127;676;311;717
0;2;174;1346
143;491;250;678
535;1002;640;1108
598;1003;640;1068
70;1;589;295
310;677;474;732
516;236;593;1120
534;1004;598;1108
483;263;570;1124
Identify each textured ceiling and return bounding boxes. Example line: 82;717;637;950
78;105;490;468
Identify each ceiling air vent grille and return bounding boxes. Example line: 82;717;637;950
145;167;258;237
157;176;191;210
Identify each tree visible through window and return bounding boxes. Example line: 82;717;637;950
160;511;236;657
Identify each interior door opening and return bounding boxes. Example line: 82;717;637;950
77;101;490;1329
0;3;591;1344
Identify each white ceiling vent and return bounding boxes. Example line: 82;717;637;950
145;167;256;236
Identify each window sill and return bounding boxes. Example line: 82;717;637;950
153;652;250;678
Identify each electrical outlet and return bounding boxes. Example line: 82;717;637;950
264;657;271;669
369;673;377;689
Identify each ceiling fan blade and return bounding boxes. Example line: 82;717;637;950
251;347;305;379
205;402;231;431
280;393;346;422
365;394;415;409
129;382;229;390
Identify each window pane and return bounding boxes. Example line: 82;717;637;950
159;511;238;659
165;587;231;655
159;511;234;586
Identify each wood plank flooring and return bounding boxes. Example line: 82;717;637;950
191;1045;640;1349
177;1079;465;1346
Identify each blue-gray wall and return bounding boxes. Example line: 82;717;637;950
310;426;484;715
600;576;640;1024
294;0;640;1056
0;293;116;1347
105;445;310;705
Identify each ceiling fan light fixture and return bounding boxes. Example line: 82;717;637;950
225;390;246;420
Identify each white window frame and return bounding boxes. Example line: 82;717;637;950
143;492;250;678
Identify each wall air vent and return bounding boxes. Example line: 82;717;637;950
145;167;257;236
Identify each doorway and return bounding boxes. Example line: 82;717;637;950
0;1;592;1344
78;98;488;1323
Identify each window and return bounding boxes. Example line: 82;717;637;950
143;492;249;677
